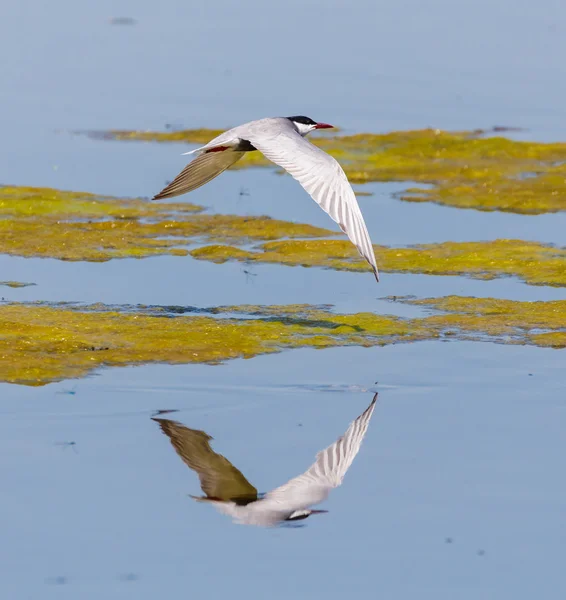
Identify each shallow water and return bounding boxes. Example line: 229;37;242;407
2;345;565;599
1;0;566;598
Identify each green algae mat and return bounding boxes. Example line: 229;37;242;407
191;239;566;287
93;127;566;214
1;298;564;386
0;185;331;261
2;126;566;387
1;185;565;286
0;281;35;288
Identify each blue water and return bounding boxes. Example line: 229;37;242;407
1;1;566;598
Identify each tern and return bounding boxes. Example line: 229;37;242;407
152;393;378;527
153;116;379;281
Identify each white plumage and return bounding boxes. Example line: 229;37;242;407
153;393;378;527
153;116;379;281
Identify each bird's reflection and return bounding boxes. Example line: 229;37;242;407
152;393;378;527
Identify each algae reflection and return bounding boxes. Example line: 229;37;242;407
152;394;377;527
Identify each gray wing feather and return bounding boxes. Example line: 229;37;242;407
153;150;245;200
245;124;379;281
153;418;258;502
266;394;378;504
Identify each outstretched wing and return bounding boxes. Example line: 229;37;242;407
153;418;258;503
245;125;379;281
153;148;245;200
265;394;378;506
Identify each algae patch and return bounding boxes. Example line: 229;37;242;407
95;128;227;144
404;296;566;346
0;281;36;288
93;127;566;214
191;239;566;287
0;185;333;261
2;186;564;285
1;297;564;386
0;302;422;386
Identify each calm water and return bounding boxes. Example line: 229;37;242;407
1;1;566;598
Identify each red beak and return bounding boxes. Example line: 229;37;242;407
314;122;334;130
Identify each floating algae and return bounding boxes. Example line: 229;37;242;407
92;127;566;214
0;185;333;261
1;297;564;386
191;239;566;287
2;186;564;285
404;296;566;346
0;281;36;288
0;302;423;386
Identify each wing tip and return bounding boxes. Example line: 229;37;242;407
152;187;178;201
363;393;379;415
371;264;379;283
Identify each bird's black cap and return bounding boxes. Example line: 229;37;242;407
286;116;317;125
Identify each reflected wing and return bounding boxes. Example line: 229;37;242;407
245;126;379;281
153;418;258;503
153;149;245;200
266;394;378;505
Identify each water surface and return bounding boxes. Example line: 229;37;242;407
1;1;566;598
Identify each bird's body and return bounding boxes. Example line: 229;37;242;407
153;394;378;527
206;493;329;527
153;116;379;281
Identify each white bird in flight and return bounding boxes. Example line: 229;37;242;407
153;116;379;281
152;393;378;527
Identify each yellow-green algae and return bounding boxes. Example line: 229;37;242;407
102;128;227;144
0;281;36;288
1;297;564;386
405;296;566;342
0;302;424;386
94;128;272;170
97;126;566;214
0;185;333;261
191;239;566;287
2;186;565;286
